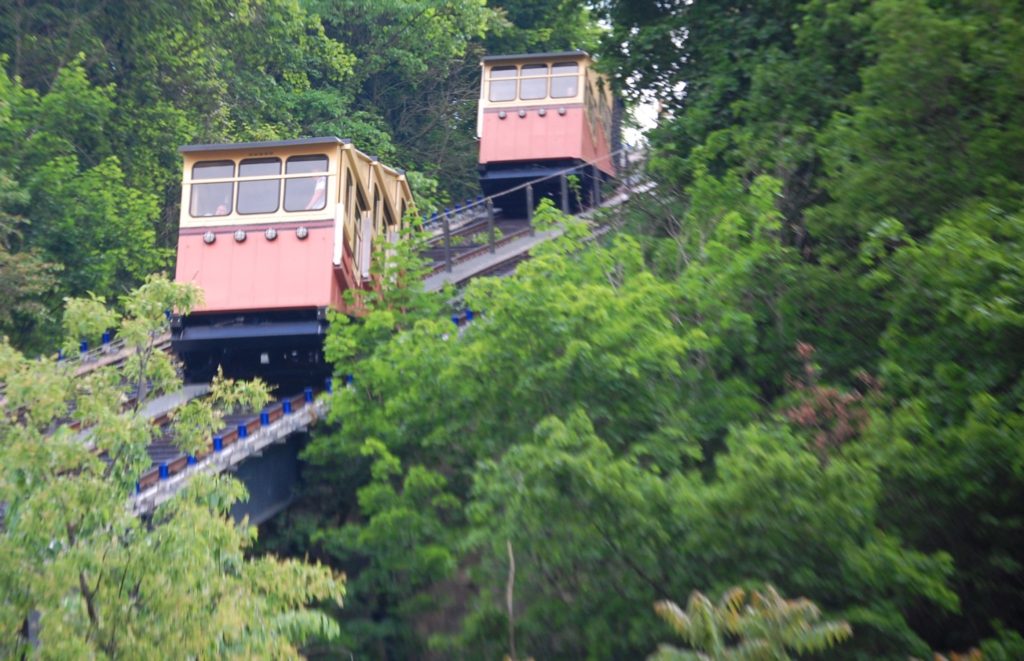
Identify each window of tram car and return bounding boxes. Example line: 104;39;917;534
236;157;281;214
519;64;548;100
350;175;367;234
550;62;579;98
346;170;355;227
488;66;517;102
284;155;329;212
190;161;234;217
372;187;381;233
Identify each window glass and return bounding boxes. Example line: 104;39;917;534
285;155;328;174
550;62;579;98
346;171;355;224
193;161;234;179
190;161;234;217
284;155;329;212
488;66;516;102
237;158;281;215
240;158;280;177
519;64;548;100
373;188;381;232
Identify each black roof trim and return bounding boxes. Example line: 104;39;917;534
179;136;351;154
481;50;589;64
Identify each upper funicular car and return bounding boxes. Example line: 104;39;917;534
477;51;617;212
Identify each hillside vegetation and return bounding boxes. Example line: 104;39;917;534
1;1;1022;659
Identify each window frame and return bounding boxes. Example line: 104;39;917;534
487;65;518;102
235;157;282;216
484;60;584;103
518;63;549;101
283;154;330;213
549;62;580;99
189;160;236;218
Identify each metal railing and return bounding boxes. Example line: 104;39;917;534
131;383;334;516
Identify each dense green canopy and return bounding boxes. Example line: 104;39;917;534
0;278;344;657
1;0;1022;658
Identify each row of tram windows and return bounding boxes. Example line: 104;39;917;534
190;155;329;217
487;62;579;102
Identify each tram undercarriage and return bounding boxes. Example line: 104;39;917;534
171;308;331;387
479;159;606;216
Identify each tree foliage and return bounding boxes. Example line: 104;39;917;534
651;585;852;660
1;0;1022;658
0;277;343;657
277;202;960;658
270;0;1024;642
590;0;1024;656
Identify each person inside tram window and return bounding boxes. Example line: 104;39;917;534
191;184;232;216
210;186;232;215
191;161;234;217
305;176;326;210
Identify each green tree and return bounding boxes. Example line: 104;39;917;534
26;154;168;298
651;585;852;660
486;0;599;54
293;204;956;658
0;167;60;347
0;61;170;348
856;202;1024;651
307;0;495;198
811;0;1024;249
0;276;343;657
0;0;359;242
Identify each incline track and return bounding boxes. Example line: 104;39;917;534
423;212;493;246
70;332;171;377
132;387;328;515
0;332;172;407
423;218;532;274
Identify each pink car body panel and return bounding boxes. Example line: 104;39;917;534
175;221;340;313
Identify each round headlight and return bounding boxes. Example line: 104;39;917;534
233;229;246;242
203;231;216;245
498;110;507;120
518;109;526;118
296;226;309;240
265;228;278;241
558;106;567;116
538;107;547;117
